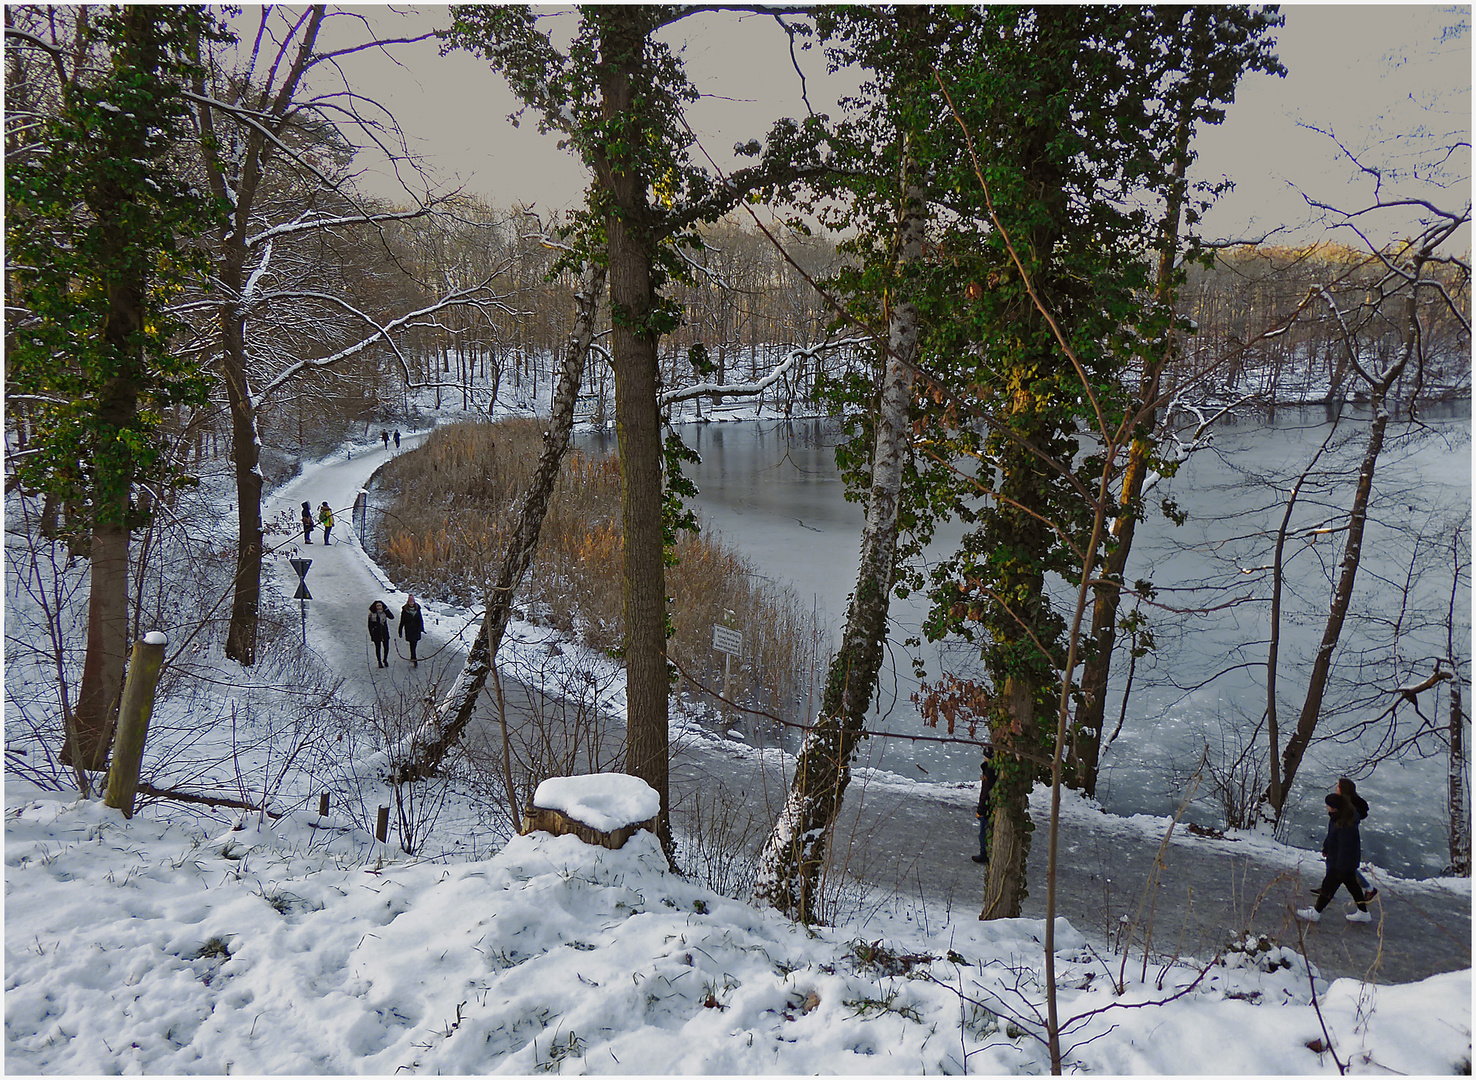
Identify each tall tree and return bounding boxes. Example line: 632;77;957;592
1262;209;1470;824
6;5;225;770
442;5;825;845
1070;7;1284;796
396;260;606;782
913;7;1277;921
750;6;953;922
186;6;482;666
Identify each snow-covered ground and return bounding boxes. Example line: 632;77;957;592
6;420;1472;1073
6;778;1472;1075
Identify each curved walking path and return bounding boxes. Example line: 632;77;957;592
268;436;1472;990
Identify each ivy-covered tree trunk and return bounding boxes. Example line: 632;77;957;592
8;7;220;769
1071;125;1187;797
1071;7;1282;796
752;176;924;922
67;11;171;767
978;358;1060;920
397;261;604;782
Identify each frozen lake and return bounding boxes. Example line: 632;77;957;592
584;405;1471;877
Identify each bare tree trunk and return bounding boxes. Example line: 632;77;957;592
221;304;264;666
1448;527;1470;875
751;176;924;923
396;262;604;781
1260;428;1337;824
193;7;324;667
1269;254;1426;821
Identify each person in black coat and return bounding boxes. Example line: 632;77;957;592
398;596;425;665
1337;776;1378;901
972;746;999;865
367;601;392;668
301;501;314;544
1298;793;1372;923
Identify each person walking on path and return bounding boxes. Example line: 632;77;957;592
381;429;390;450
367;601;392;668
972;747;998;864
393;429;401;449
301;501;315;544
1337;776;1379;901
398;595;424;665
318;502;335;545
1299;793;1373;923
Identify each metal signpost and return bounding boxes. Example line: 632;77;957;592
712;621;742;712
290;558;312;646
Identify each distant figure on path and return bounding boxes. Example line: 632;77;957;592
1337;776;1379;902
301;501;314;544
972;746;998;865
382;429;390;449
393;429;401;449
1298;793;1373;923
398;595;424;666
367;601;392;667
318;502;334;545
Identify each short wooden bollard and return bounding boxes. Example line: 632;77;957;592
104;633;167;820
375;805;390;843
318;793;330;817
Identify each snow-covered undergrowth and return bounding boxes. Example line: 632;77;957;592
7;782;1470;1075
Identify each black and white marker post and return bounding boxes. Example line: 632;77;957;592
290;558;312;646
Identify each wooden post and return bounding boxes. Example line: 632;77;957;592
375;805;390;843
104;633;167;820
318;793;330;817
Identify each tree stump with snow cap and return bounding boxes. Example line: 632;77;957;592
521;773;660;850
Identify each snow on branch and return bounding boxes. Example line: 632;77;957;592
658;338;866;407
245;207;432;249
248;282;503;408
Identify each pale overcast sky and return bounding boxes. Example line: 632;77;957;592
320;5;1470;247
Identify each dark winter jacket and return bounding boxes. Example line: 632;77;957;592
1349;793;1369;821
398;602;424;642
977;759;998;816
1321;820;1362;876
367;606;391;642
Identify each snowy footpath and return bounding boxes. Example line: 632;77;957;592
253;430;1476;989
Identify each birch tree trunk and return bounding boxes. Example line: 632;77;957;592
751;177;924;923
396;262;604;782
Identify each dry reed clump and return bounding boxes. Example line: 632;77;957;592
372;419;822;728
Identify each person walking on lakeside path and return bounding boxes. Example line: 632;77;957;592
381;430;390;450
301;502;315;544
1298;793;1373;923
973;747;998;865
399;596;424;665
318;502;335;545
1338;776;1379;901
394;429;401;449
367;601;392;667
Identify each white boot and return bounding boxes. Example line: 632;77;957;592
1346;909;1372;923
1296;907;1321;922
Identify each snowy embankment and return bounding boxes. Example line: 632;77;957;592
6;780;1471;1075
